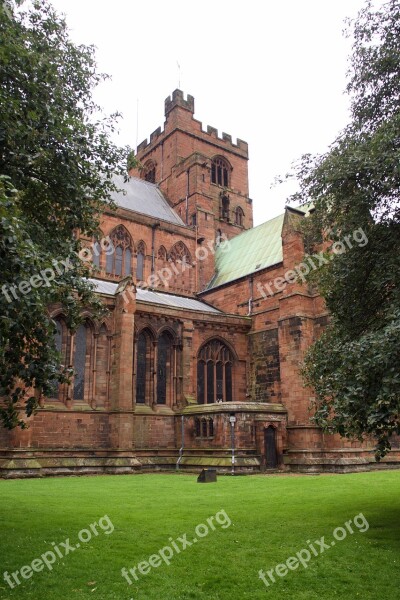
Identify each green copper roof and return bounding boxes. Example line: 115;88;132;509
206;213;285;289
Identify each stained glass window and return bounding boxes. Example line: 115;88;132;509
211;157;230;187
106;225;132;277
73;324;87;400
49;320;63;398
136;332;147;403
197;340;234;404
157;332;172;404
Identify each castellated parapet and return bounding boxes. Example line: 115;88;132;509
136;89;248;158
165;89;195;115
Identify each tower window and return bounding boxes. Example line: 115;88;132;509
211;157;230;187
142;160;156;183
235;206;244;226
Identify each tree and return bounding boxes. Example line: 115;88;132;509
0;0;134;428
290;0;400;459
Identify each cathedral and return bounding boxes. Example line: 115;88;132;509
1;89;398;477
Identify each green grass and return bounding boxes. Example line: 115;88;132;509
0;471;399;599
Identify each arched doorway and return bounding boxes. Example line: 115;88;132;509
264;426;278;469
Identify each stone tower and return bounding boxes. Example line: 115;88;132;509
130;89;253;289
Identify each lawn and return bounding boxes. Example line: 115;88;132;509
0;471;399;600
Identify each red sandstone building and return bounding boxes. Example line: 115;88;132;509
1;90;398;477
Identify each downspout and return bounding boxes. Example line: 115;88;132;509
176;414;185;470
151;222;160;277
185;168;190;224
92;333;98;407
230;414;236;476
195;221;198;291
248;276;254;315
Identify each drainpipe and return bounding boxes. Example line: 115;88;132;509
196;236;205;292
176;414;185;470
151;222;160;276
185;168;190;224
248;276;254;315
229;414;236;475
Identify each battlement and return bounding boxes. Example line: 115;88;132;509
165;89;195;116
135;90;248;157
202;125;248;154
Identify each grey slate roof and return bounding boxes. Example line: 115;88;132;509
89;278;221;314
88;279;118;296
110;175;185;227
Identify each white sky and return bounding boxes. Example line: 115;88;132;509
50;0;371;225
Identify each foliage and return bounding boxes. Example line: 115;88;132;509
289;0;400;458
0;0;135;427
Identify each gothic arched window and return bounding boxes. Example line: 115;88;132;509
73;323;88;400
168;241;192;265
136;240;146;281
135;328;155;405
157;331;173;405
197;340;234;404
95;324;109;408
157;246;168;287
92;239;101;268
158;245;167;261
168;241;192;290
235;206;244;226
49;319;64;399
136;332;147;404
211;157;230;187
106;225;132;277
142;160;156;183
48;317;107;407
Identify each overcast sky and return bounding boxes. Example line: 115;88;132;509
50;0;372;225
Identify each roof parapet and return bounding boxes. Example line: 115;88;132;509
135;90;248;157
165;89;195;116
